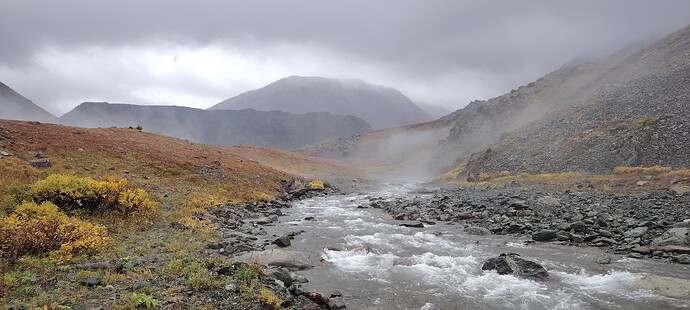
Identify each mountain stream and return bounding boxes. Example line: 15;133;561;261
265;183;690;309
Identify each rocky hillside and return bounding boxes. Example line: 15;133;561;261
209;76;432;129
461;23;690;178
59;102;372;150
0;81;57;123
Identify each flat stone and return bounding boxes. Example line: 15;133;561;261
634;275;690;299
630;246;652;254
652;246;690;254
399;221;424;228
234;249;328;271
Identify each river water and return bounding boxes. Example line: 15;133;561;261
266;183;690;309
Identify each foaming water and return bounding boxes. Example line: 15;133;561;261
265;183;690;309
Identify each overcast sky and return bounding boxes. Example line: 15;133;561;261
1;1;689;117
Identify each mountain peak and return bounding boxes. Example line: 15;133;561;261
209;76;431;129
0;81;57;123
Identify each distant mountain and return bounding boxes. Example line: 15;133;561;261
209;76;432;129
0;81;57;123
460;23;690;177
59;102;372;150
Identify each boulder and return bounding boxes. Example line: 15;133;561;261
678;254;690;264
532;230;559;242
624;227;648;238
272;235;291;248
481;253;548;279
651;228;689;247
399;221;424;228
267;267;294;287
455;212;473;220
28;158;51;168
306;291;330;305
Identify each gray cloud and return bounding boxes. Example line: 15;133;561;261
1;0;689;116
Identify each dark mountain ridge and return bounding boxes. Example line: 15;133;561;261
60;102;372;150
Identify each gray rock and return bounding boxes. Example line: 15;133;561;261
455;212;473;220
628;252;644;259
537;196;561;207
677;254;690;264
570;234;584;243
28;158;51;168
399;221;424;228
81;277;101;287
272;235;291;247
532;229;559;241
652;228;689;247
624;227;649;239
595;255;612;264
464;226;491;236
256;217;274;225
289;284;307;296
268;268;294;287
481;253;548;279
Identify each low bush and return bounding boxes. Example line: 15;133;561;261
307;181;325;190
19;174;160;221
0;202;108;261
613;166;672;175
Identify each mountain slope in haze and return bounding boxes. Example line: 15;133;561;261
461;24;690;177
0;81;57;123
302;100;483;179
59;102;372;150
209;76;432;129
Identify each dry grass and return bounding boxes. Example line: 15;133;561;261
614;165;672;175
629;115;659;129
446;166;690;196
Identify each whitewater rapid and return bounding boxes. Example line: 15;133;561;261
266;184;690;309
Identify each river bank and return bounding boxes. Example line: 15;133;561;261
365;184;690;264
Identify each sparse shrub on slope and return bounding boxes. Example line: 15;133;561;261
0;201;108;261
20;174;160;222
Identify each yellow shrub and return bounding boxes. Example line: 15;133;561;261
307;181;325;190
21;174;160;221
259;287;281;309
0;202;108;261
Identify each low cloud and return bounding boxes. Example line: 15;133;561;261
1;0;689;116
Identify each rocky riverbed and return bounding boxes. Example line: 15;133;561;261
366;184;690;264
198;181;346;309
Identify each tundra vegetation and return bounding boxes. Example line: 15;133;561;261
0;121;291;309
